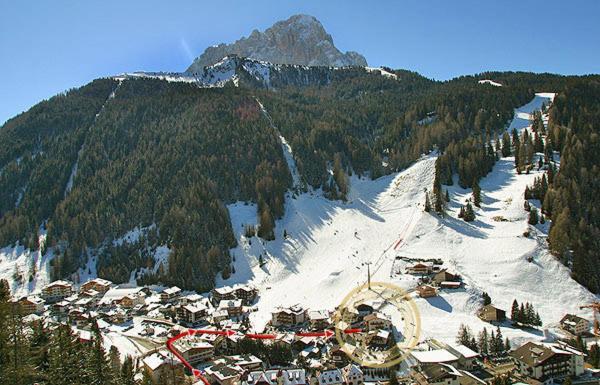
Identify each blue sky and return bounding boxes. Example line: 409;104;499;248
1;0;599;125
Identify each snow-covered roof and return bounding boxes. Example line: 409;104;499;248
226;354;262;366
376;329;390;339
143;351;178;370
100;287;143;305
184;293;203;302
407;261;434;268
219;299;242;309
83;278;112;287
213;286;234;295
45;280;73;288
76;329;92;341
308;310;329;321
274;305;305;315
411;349;458;363
449;344;479;359
19;295;44;304
173;339;213;352
163;286;181;295
184;303;207;313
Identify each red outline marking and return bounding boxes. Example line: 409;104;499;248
244;333;277;340
296;330;334;338
393;238;403;250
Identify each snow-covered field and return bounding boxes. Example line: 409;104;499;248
221;93;598;346
0;228;54;297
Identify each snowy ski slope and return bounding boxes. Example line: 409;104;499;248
221;93;598;345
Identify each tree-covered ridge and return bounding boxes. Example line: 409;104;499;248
45;79;291;291
543;79;600;292
258;69;436;190
0;67;598;292
262;70;541;193
0;78;118;249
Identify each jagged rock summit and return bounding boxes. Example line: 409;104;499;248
186;14;367;73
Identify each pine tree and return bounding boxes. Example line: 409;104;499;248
534;132;544;153
47;324;82;385
120;356;136;385
489;329;498;354
0;279;9;301
495;326;504;353
547;163;555;184
140;368;155;385
473;181;481;207
534;311;542;327
501;132;512;157
222;264;232;280
109;345;121;380
29;320;50;382
482;292;491;306
463;203;476;222
519;303;526;324
445;189;450;202
87;320;114;385
477;327;489;355
0;302;33;385
511;300;519;323
258;205;275;241
456;324;474;347
504;337;511;352
529;207;539;225
424;192;432;212
333;152;349;201
525;303;535;325
549;207;571;257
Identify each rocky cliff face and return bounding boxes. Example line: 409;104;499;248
186;14;367;73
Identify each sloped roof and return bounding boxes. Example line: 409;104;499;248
411;349;459;364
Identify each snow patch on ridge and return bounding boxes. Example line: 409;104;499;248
366;67;398;80
478;79;502;87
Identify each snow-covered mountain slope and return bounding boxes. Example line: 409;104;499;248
220;93;597;346
0;228;55;298
117;56;252;88
117;55;396;90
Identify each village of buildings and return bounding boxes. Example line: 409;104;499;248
10;258;600;385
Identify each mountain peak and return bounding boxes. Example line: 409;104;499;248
186;14;367;73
